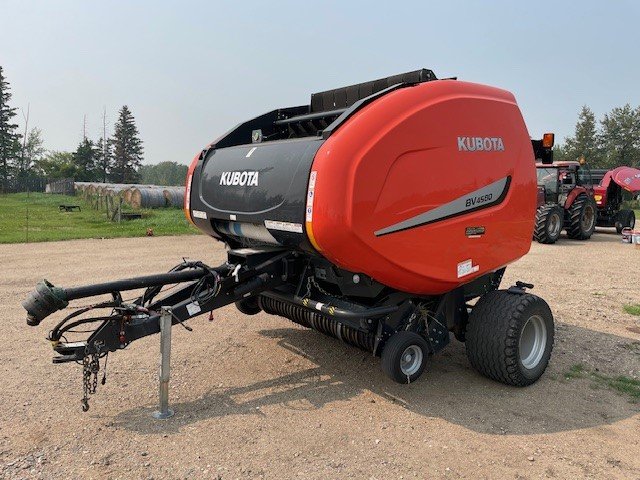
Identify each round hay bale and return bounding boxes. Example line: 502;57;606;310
106;184;131;195
130;187;167;209
122;188;134;204
95;184;110;195
163;188;185;207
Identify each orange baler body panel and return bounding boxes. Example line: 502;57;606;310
307;80;536;294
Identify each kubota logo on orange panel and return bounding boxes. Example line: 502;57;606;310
457;136;505;152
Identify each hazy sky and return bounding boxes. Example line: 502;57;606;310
2;1;639;165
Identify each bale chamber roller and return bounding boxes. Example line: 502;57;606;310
24;69;555;411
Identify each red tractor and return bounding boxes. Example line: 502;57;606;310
534;159;598;244
593;166;639;233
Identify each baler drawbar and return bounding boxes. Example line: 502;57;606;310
23;69;556;412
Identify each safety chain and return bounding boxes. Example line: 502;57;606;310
81;343;101;412
305;276;345;301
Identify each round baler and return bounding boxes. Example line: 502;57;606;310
185;70;554;385
24;70;555;412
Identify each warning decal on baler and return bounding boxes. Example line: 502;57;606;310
457;259;479;278
306;171;317;222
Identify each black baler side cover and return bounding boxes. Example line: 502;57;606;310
189;138;323;248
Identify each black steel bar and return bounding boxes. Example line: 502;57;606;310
274;108;347;126
63;268;209;301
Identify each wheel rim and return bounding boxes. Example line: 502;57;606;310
519;315;548;370
582;205;595;231
548;213;561;237
400;345;423;376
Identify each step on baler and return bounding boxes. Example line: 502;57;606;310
23;69;556;411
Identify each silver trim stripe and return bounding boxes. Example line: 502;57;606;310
374;176;510;237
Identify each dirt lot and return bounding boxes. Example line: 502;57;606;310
1;232;639;479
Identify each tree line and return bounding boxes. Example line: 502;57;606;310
554;104;640;169
0;66;186;192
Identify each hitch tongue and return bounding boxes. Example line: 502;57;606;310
22;280;69;326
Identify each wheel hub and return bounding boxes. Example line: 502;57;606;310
519;315;548;370
582;205;595;231
549;213;561;236
400;345;423;376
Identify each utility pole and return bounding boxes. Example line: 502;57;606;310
21;104;30;177
83;114;87;141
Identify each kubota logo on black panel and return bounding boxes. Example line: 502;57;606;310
457;136;505;152
219;171;259;186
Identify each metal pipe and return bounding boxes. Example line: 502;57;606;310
260;291;398;319
152;307;174;419
64;268;208;301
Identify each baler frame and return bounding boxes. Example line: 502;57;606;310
24;247;507;411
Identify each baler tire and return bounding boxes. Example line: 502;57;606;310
381;331;429;384
465;290;554;386
235;297;262;315
534;205;563;244
615;209;635;233
566;195;597;240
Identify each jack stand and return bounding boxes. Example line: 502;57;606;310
152;307;174;419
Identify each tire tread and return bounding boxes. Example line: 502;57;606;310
465;291;554;386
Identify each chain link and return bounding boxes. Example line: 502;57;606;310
306;276;345;300
81;344;101;412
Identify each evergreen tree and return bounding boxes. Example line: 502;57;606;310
564;106;603;166
94;136;113;182
0;66;22;192
110;105;143;183
73;137;98;181
599;104;640;168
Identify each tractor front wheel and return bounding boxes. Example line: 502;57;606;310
534;205;564;244
465;290;554;386
567;195;597;240
615;209;636;233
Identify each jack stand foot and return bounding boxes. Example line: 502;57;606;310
152;408;174;420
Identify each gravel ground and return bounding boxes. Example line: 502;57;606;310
1;232;639;479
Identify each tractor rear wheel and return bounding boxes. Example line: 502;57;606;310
534;205;563;244
567;195;597;239
615;209;636;233
381;331;429;384
465;290;554;386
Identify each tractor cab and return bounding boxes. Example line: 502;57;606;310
535;161;594;208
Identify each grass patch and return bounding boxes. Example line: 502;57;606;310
564;363;586;379
623;304;640;316
0;192;198;244
564;364;640;400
